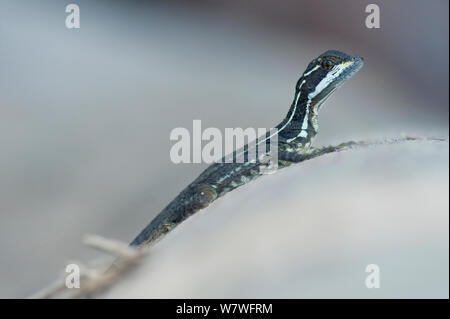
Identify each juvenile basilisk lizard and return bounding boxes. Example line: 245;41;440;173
131;50;364;247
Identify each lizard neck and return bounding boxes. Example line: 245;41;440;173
275;82;319;146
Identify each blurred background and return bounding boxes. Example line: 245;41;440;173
0;0;448;298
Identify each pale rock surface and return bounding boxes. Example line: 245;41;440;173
100;141;449;298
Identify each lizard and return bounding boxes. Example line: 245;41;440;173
130;50;364;247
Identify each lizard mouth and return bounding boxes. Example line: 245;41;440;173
313;55;364;111
344;55;364;80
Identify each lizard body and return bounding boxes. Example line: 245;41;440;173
131;50;364;246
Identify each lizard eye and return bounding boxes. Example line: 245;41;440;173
321;60;333;70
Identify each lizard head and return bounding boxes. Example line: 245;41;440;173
296;50;364;112
278;50;363;143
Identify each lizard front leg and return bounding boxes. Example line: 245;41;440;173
278;141;360;163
